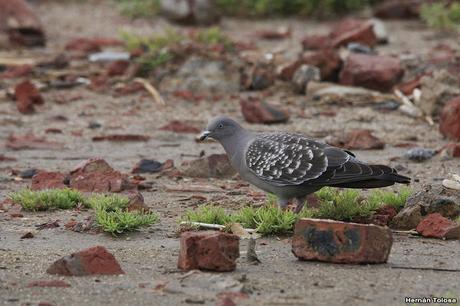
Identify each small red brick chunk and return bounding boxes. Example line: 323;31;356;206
416;213;460;240
292;218;393;264
178;231;240;272
47;246;124;276
31;171;67;190
439;97;460;141
27;280;71;288
14;80;44;114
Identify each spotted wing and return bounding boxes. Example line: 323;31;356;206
245;133;332;186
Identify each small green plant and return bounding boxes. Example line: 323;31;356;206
367;186;411;211
9;189;158;235
182;204;234;225
195;27;233;49
421;2;460;30
115;0;159;18
94;207;158;235
9;188;85;211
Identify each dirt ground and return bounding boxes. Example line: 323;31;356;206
1;1;459;306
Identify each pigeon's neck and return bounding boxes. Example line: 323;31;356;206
220;128;252;162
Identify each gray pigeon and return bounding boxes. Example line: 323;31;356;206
199;116;410;212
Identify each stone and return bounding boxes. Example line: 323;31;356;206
369;205;397;226
392;184;460;229
419;71;460;117
339;54;404;92
330;19;377;49
132;159;164;174
178;231;239;272
47;246;124;276
27;280;71;288
370;18;388;44
69;158;134;193
31;171;68;190
439;97;460;141
240;61;275;91
19;168;38;179
440;143;460;158
91;134;150;142
14;80;44;114
124;191;149;212
0;64;33;79
180;154;236;178
292;65;321;94
280;49;341;82
301;34;331;51
160;120;200;134
240;97;289;124
160;0;220;25
20;232;34;239
5;133;63;150
0;0;46;46
373;0;421;19
416;213;460;239
160;56;240;94
326;129;385;150
106;60;130;77
292;218;393;264
404;147;436;162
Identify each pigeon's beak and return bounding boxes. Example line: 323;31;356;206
199;130;211;141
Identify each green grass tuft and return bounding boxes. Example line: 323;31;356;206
181;187;412;235
9;188;85;211
367;186;411;211
115;0;159;18
9;189;158;235
420;2;460;30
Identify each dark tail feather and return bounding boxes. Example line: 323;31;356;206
329;165;411;189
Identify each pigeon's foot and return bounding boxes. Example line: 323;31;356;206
294;196;306;213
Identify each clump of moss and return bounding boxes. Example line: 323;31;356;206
115;0;160;18
9;189;158;235
420;2;460;31
9;188;85;211
181;187;411;235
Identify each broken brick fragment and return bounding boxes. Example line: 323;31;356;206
27;280;70;288
47;246;124;276
416;213;460;239
292;218;393;263
31;171;68;190
178;231;240;272
14;80;44;114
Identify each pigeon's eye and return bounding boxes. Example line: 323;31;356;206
218;123;224;129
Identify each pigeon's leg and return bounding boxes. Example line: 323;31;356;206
295;196;306;213
277;198;289;210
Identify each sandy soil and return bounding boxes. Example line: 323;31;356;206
1;1;459;306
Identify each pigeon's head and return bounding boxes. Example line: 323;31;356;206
199;116;242;142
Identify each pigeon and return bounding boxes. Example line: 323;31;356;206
199;116;410;212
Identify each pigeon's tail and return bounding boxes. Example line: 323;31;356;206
326;164;411;189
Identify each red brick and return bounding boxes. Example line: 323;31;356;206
416;213;460;240
14;80;44;114
31;171;67;190
47;246;124;276
292;218;393;263
439;97;460;141
178;231;239;272
340;54;404;92
240;97;289;124
27;280;71;288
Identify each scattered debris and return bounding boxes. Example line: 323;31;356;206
442;174;460;191
240;61;275;91
373;0;421;19
160;120;200;134
134;78;166;106
27;280;71;288
326;129;385;150
416;213;460;240
404;147;436;162
36;220;60;230
0;0;46;46
179;154;236;178
178;231;239;271
92;134;150;142
339;54;404;92
292;65;320;94
20;232;34;239
159;0;220;25
132;159;164;174
46;246;124;276
5;134;63;150
392;184;460;229
240;97;289;124
31;171;67;190
69;158;135;193
88;51;130;62
439;96;460;141
246;237;261;264
419;70;460;117
14;80;44;114
292;218;393;263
